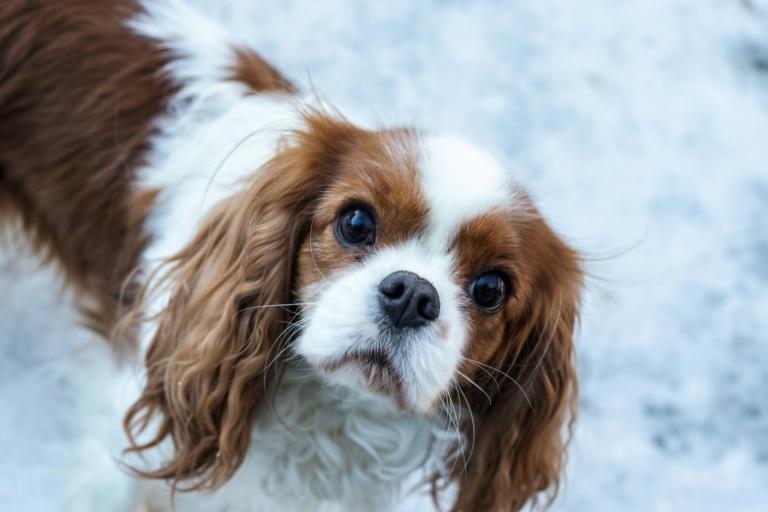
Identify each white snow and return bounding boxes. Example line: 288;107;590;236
2;0;768;510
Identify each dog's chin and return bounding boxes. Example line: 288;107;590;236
310;348;408;409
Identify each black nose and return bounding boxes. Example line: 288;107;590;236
378;271;440;329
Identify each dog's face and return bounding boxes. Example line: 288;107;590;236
127;111;582;511
294;130;530;414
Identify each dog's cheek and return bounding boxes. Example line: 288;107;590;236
293;227;352;300
461;310;508;378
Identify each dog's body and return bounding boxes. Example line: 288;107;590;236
0;1;583;511
2;3;435;510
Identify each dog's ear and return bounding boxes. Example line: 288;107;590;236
451;218;582;512
123;110;363;490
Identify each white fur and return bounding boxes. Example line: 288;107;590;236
129;0;250;100
420;134;513;246
296;138;516;414
120;2;459;511
63;1;519;510
296;242;468;414
167;371;449;512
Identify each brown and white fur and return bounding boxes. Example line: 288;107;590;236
0;1;583;511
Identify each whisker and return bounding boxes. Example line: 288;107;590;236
463;359;500;394
437;397;459;476
261;316;310;378
236;301;315;313
200;120;290;209
450;388;471;477
527;289;564;387
454;385;475;475
461;357;533;410
260;317;313;424
441;393;466;477
455;369;492;405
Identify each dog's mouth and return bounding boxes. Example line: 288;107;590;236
350;348;390;369
315;348;404;403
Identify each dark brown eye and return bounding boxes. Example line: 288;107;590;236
335;205;377;247
470;271;509;312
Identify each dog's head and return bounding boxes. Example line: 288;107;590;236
126;110;582;511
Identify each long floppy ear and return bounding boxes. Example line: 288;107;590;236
452;218;582;512
123;111;362;490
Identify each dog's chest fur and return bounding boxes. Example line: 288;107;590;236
155;371;437;512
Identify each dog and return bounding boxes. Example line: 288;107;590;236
0;1;583;510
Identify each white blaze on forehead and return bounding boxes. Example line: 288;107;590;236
419;135;512;249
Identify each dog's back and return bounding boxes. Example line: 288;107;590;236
0;6;176;507
0;0;177;338
0;0;296;338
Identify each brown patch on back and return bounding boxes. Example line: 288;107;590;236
231;47;296;94
0;0;177;349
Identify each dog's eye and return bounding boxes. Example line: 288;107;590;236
335;205;377;247
470;271;509;313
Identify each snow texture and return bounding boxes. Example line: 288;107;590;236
2;0;768;510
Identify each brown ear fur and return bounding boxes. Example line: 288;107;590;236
123;110;363;490
451;218;582;512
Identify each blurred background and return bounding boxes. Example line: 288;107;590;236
1;0;767;510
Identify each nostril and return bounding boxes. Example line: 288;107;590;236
382;281;405;299
417;295;439;321
379;271;416;300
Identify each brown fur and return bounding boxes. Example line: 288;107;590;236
123;111;374;489
294;172;582;511
0;0;175;343
125;109;582;511
447;209;582;511
294;122;430;410
295;124;429;288
0;0;294;346
232;48;296;94
1;2;580;509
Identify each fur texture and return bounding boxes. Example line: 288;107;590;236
0;1;583;511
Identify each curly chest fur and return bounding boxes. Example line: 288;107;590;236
160;369;446;512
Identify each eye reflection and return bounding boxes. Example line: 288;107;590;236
335;205;377;247
470;271;509;312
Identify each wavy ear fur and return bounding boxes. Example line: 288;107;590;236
123;111;363;490
452;218;582;512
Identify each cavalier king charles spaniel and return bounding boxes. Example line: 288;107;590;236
0;0;582;511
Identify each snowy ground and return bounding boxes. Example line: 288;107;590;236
2;0;768;510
